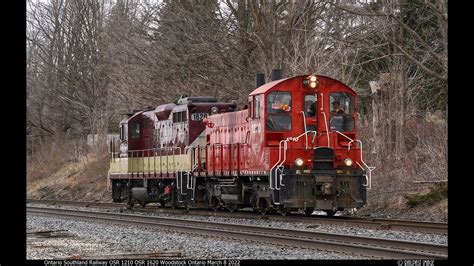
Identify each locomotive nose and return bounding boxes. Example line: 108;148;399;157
313;147;334;170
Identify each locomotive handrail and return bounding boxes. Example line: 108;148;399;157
276;130;317;190
349;139;362;151
333;130;359;151
291;130;317;143
190;147;199;200
196;145;202;173
275;141;291;190
335;131;375;189
184;146;194;190
220;144;224;176
353;140;375;190
131;151;135;177
125;147;182;153
320;92;324;111
147;149;150;178
190;146;198;172
122;147;185;179
269;139;286;190
269;130;318;192
175;146;192;203
186;147;196;201
312;130;317;144
300;111;309;149
177;148;185;188
153;150;157;177
321;112;330;146
110;152;120;161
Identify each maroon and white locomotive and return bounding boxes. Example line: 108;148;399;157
109;70;373;215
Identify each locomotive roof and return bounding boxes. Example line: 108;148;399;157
119;110;144;124
249;77;292;96
249;75;357;96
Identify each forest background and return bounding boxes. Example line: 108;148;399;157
26;0;447;220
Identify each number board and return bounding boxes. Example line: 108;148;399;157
191;112;209;121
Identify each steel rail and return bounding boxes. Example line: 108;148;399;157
27;199;447;234
28;206;447;260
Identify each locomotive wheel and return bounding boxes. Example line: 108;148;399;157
258;199;270;215
212;197;221;212
140;201;147;208
126;195;133;210
280;207;291;216
159;200;166;207
226;203;237;213
326;210;337;217
304;207;314;216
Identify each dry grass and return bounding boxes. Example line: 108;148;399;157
404;183;448;208
27;136;111;202
355;114;447;221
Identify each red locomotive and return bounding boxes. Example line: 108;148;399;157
109;70;373;216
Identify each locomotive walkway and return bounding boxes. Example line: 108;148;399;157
28;205;447;259
27;199;448;234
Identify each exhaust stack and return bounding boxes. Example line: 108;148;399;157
255;73;265;88
271;69;282;81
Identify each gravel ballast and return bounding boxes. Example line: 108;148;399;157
27;214;367;260
27;202;447;259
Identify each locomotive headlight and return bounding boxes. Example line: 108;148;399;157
303;75;317;88
211;106;218;114
344;158;353;167
295;158;304;167
309;76;317;88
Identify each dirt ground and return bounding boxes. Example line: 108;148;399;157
355;193;447;222
27;153;112;202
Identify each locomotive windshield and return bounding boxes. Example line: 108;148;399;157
267;91;291;113
266;91;292;131
304;94;317;117
266;115;292;131
329;92;354;132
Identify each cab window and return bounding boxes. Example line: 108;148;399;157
329;92;354;131
304;94;317;117
130;121;140;139
254;97;260;119
330;92;354;114
266;91;291;113
266;115;292;131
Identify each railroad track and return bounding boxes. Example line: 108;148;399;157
28;206;447;259
27;199;448;234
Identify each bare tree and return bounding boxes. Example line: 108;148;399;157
27;0;113;143
27;0;448;199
